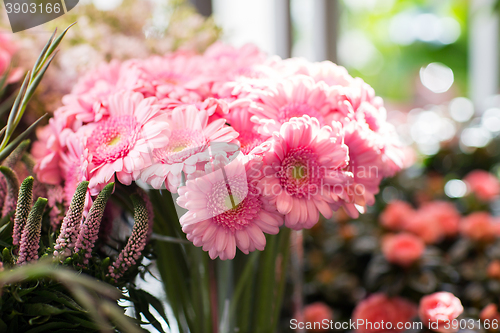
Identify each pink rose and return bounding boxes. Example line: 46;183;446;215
460;212;496;242
480;304;500;323
380;200;414;230
382;233;425;267
418;292;463;333
464;170;500;202
419;201;460;237
404;209;445;244
352;293;417;333
303;302;334;332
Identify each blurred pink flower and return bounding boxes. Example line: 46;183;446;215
224;107;269;156
480;304;500;323
249;75;335;136
487;260;500;279
203;42;267;81
275;58;354;88
123;53;207;103
259;116;351;230
176;155;283;260
82;91;170;194
32;122;63;185
57;60;128;125
141;104;238;191
341;121;385;218
404;209;445;244
382;233;425;267
464;170;500;202
419;292;463;333
380;200;414;230
460;212;496;242
302;302;334;333
0;32;22;84
352;293;417;333
419;201;460;237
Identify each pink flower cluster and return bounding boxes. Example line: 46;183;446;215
34;43;402;259
353;292;463;333
381;200;460;244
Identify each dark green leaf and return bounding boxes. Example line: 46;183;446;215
32;290;86;312
24;321;79;333
62;313;99;329
24;303;69;316
16;282;39;298
28;315;50;325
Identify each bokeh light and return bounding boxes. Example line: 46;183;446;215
420;63;454;93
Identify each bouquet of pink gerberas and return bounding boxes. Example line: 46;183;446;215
33;42;402;332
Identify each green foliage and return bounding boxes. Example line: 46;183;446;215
0;24;165;332
150;190;291;333
339;0;468;101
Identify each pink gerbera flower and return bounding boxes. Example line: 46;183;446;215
59;132;93;210
176;154;283;260
123;53;207;105
225;107;269;156
56;60;131;126
83;91;170;194
249;75;335;136
272;57;354;88
341;121;386;218
141;105;239;191
259;115;352;230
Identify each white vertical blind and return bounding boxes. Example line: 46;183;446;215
212;0;282;56
469;0;499;112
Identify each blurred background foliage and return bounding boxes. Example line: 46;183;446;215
338;0;468;102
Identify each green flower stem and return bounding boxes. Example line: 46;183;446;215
270;227;292;333
151;190;193;333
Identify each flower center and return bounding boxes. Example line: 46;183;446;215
87;116;138;165
108;135;121;146
278;103;323;124
292;165;306;179
278;148;323;198
154;129;206;164
208;174;262;232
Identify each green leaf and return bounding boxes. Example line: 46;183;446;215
3;140;30;169
15;281;39;298
24;322;79;333
28;315;50;325
31;29;56;81
0;114;47;164
0;66;11;98
24;303;69;316
0;220;12;239
1;73;30;150
32;290;86;312
17;54;57;127
62;313;99;329
129;288;169;333
0;91;18;118
0;318;7;332
38;23;76;74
